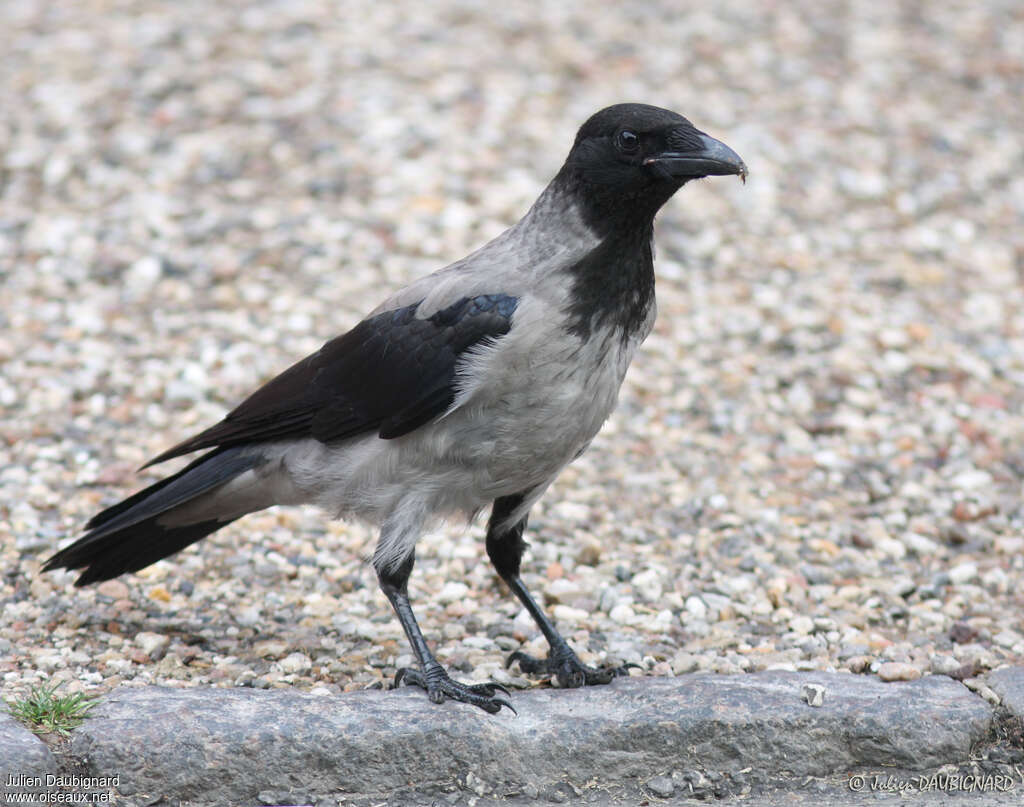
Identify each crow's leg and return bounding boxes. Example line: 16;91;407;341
487;495;633;687
379;552;513;713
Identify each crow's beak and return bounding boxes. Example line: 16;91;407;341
645;132;747;182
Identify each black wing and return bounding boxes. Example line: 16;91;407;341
146;294;519;465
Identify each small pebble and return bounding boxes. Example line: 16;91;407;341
96;580;131;600
671;651;701;675
645;776;675;798
684;596;708;620
576;540;602;567
253;641;289;659
279;653;313;674
802;683;826;707
930;655;961;677
135;632;170;660
961;679;1001;706
947;562;978;585
877;662;922;682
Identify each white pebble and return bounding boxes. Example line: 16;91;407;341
630;569;663;603
436;581;470;604
930;655;961;676
901;532;940;555
126;255;163;292
545;578;583;602
684;595;708;620
948;562;978;585
552;604;589;623
279;652;312;674
802;682;826;707
877;662;921;682
135;632;170;658
671;651;700;674
609;603;638;625
993;630;1024;651
951;470;993;490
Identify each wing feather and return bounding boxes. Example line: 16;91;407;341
144;294;518;466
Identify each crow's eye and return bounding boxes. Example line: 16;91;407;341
616;129;640;153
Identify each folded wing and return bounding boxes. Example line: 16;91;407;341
146;293;519;465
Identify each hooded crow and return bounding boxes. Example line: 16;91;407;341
44;103;746;713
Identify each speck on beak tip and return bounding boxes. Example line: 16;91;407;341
646;132;747;183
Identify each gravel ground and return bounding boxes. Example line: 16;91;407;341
2;0;1023;704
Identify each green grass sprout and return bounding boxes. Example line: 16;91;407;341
5;682;99;737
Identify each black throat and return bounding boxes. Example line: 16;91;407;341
562;225;656;343
557;168;680;342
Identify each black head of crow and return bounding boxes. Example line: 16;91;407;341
44;103;745;714
559;103;746;233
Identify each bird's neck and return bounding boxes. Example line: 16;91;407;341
512;176;665;343
536;180;658;343
559;220;656;343
551;164;681;241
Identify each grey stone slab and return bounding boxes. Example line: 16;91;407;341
0;712;58;797
70;672;992;805
988;666;1024;720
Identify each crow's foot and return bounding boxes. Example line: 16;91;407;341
507;645;636;688
393;663;515;714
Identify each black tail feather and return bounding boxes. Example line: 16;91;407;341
83;447;257;537
45;446;261;585
48;515;241;586
83;451;218;532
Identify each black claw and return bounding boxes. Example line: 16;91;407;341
468;681;512;698
505;650;544;673
492;697;517;715
507;646;632;688
392;665;515;714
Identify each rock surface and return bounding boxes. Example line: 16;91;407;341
69;672;992;804
989;666;1024;721
0;713;58;797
